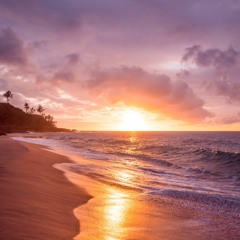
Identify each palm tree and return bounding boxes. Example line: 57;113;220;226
3;90;13;103
29;107;35;114
45;114;56;127
24;103;30;113
37;105;45;115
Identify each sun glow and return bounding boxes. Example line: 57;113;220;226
119;109;149;131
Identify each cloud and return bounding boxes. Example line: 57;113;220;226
182;45;239;69
28;40;48;51
65;53;80;64
220;112;240;124
85;66;212;122
176;69;190;79
182;45;240;103
0;0;81;31
210;111;240;125
52;71;75;84
211;78;240;102
0;27;28;66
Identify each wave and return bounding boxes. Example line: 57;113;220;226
147;188;240;211
14;132;240;203
139;144;181;154
193;148;240;172
59;163;142;192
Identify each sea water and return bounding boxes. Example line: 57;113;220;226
13;131;240;209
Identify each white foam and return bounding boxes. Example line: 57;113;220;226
12;136;64;148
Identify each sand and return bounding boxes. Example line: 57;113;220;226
0;137;92;240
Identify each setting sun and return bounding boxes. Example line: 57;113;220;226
119;109;149;131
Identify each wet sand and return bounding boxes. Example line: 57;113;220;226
1;136;239;240
68;173;240;240
0;137;92;240
57;164;240;240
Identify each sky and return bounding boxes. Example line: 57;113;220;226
0;0;240;131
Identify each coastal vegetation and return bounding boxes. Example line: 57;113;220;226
0;90;70;133
3;90;13;103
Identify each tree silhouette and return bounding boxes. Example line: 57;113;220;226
29;107;35;114
37;105;45;115
24;103;30;113
3;90;13;103
45;114;57;127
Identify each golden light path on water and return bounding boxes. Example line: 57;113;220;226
101;135;140;239
73;155;138;240
74;182;135;240
102;190;132;240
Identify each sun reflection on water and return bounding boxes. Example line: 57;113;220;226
123;134;141;156
101;135;143;239
104;191;128;221
129;135;138;143
74;134;144;240
103;189;131;240
115;170;134;185
105;237;118;240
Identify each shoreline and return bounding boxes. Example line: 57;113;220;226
0;137;92;240
1;135;240;240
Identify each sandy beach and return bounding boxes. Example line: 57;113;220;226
0;137;92;240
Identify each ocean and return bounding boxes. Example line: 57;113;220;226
13;131;240;210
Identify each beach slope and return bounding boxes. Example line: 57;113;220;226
0;137;91;240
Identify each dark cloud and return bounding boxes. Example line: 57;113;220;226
0;27;28;66
28;40;48;50
182;45;239;69
211;78;240;102
176;69;190;79
85;66;212;122
182;45;240;103
65;53;80;64
52;71;75;84
0;0;81;31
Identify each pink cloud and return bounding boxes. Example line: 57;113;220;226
85;66;212;122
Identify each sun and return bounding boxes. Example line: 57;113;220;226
119;109;149;131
